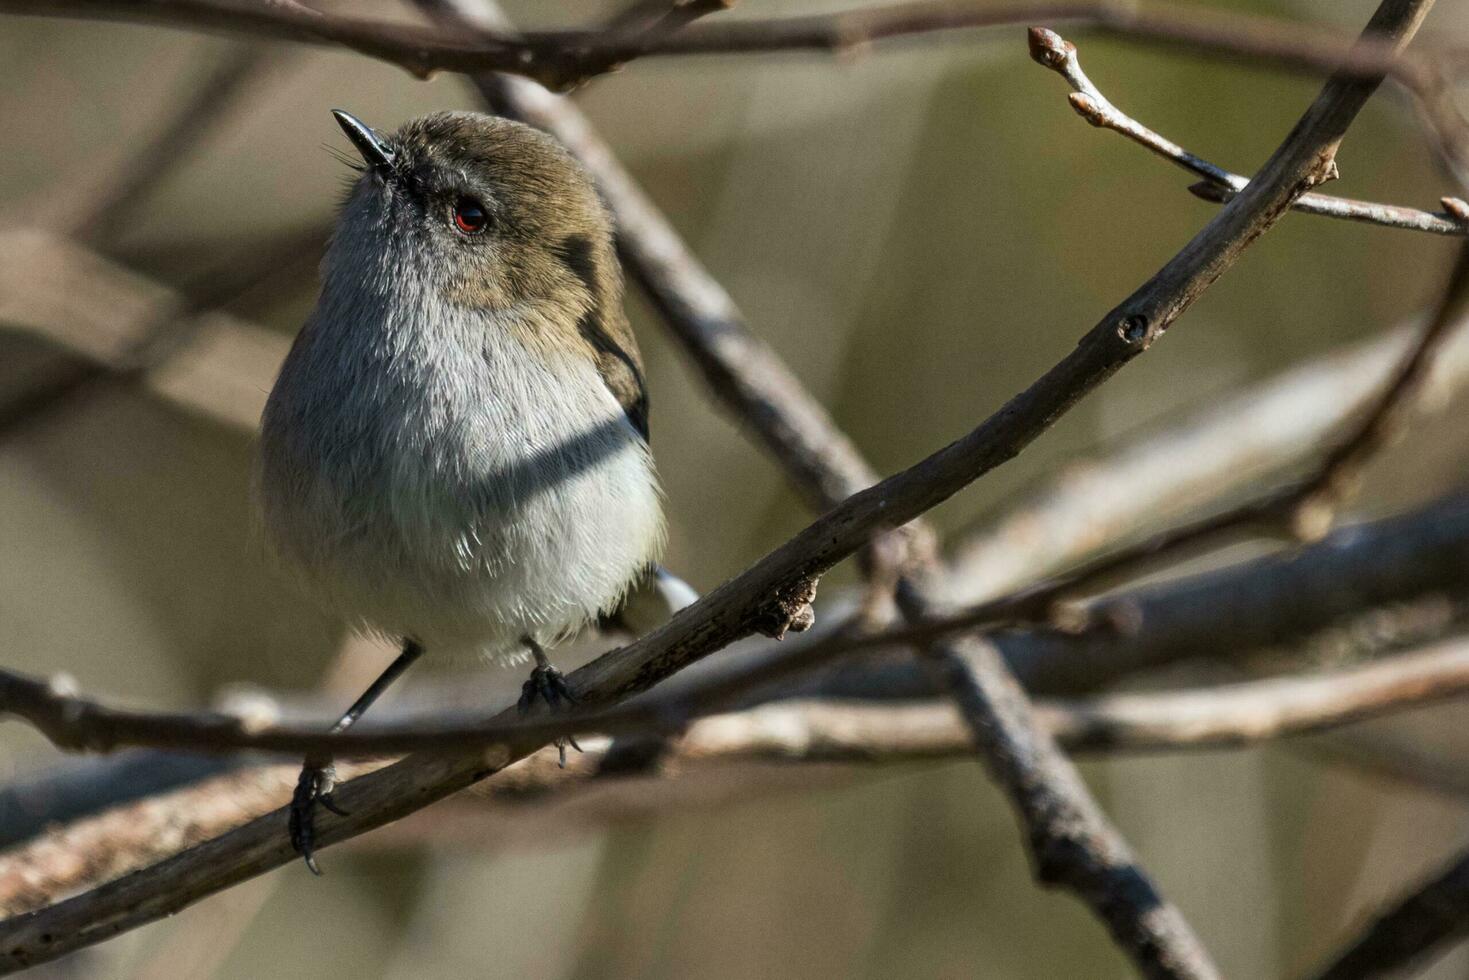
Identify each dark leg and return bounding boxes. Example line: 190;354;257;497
516;636;581;767
290;637;424;875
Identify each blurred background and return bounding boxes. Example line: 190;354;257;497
3;0;1469;976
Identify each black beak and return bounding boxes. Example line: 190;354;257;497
332;109;396;172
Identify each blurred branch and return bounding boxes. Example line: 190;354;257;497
7;639;1469;915
948;309;1469;603
1029;28;1467;237
11;44;280;243
921;235;1469;637
1301;731;1469;802
0;758;380;917
1045;641;1469;752
1307;846;1469;980
0;0;1445;93
0;46;294;440
0;229;293;433
599;0;731;35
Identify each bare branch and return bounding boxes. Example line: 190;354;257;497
8;641;1469;915
1029;28;1466;237
2;46;279;237
1043;641;1469;751
1;489;1466;888
901;6;1435;971
6;483;1469;763
0;229;294;434
738;494;1469;706
0;0;1445;93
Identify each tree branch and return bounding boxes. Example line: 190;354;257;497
1029;27;1467;237
6;481;1469;874
6;480;1469;763
0;0;1442;93
66;46;279;243
898;5;1436;974
0;229;295;435
7;640;1468;916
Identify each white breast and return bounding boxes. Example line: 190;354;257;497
255;291;665;662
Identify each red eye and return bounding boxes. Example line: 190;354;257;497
453;198;488;235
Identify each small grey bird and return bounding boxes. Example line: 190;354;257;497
254;109;665;872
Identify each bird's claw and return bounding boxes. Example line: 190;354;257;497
518;663;577;711
289;761;346;875
518;664;582;768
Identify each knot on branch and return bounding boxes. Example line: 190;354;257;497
1116;314;1151;347
753;577;819;639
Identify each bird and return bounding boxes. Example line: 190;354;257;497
254;109;666;873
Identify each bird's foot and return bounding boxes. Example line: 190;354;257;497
289;760;349;876
517;664;583;768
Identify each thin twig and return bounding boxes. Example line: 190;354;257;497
3;45;278;238
1028;28;1466;237
0;228;315;440
0;0;1443;93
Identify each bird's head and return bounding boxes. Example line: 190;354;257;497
326;109;618;323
